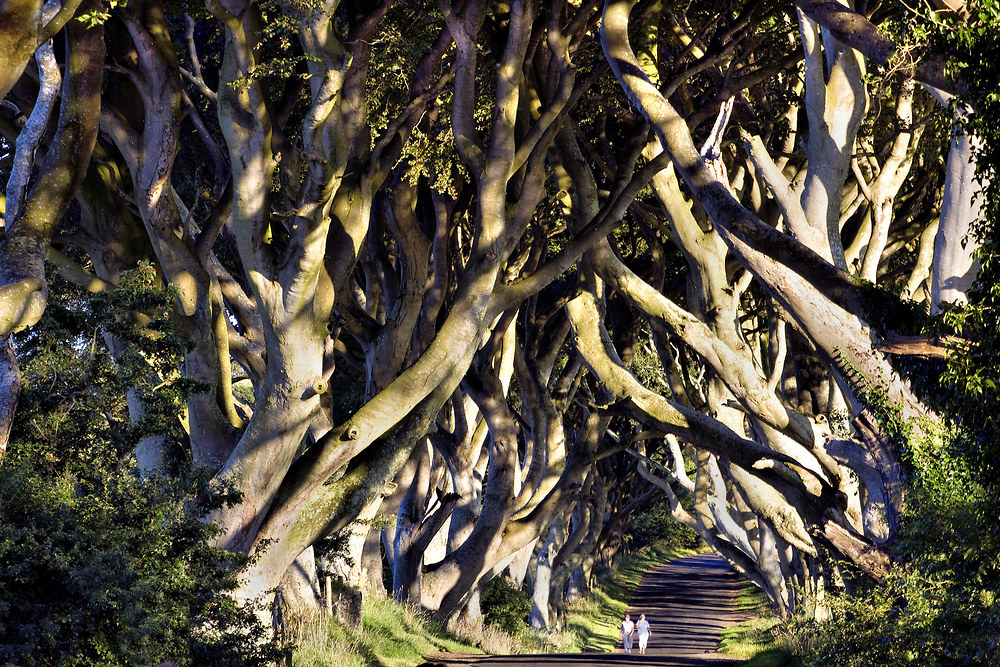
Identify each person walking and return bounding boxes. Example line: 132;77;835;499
619;613;636;654
635;613;651;654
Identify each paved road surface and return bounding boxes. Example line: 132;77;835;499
424;553;746;666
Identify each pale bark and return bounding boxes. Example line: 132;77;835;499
335;491;388;591
858;78;920;282
418;360;521;614
567;287;809;480
561;481;605;603
193;0;442;605
511;336;570;518
277;546;323;618
549;472;607;619
600;0;931;425
392;440;443;600
0;0;83;102
825;414;905;544
755;522;794;617
903;217;940;304
101;0;244;472
506;543;535;590
931;123;982;312
598;0;913;588
5;36;60;221
793;0;958;95
528;519;564;629
0;9;103;461
797;5;867;267
224;0;563;611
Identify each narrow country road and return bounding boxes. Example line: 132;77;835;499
424;553;747;666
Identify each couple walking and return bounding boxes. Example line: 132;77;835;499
618;613;651;654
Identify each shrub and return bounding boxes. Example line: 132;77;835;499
794;421;1000;666
0;265;282;666
480;577;531;633
0;451;283;666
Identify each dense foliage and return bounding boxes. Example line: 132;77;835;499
800;426;997;664
628;497;701;553
0;268;281;666
480;577;532;634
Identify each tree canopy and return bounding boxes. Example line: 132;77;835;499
2;0;999;661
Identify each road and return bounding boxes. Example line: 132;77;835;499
423;553;747;666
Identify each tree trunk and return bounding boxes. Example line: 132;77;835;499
931;118;983;312
528;519;564;629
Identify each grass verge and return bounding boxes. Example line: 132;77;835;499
717;580;800;667
287;590;578;665
287;593;481;667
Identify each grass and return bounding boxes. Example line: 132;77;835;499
287;593;482;667
562;542;699;653
286;540;700;664
717;580;801;667
287;587;578;665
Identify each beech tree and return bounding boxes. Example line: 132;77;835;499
0;0;983;632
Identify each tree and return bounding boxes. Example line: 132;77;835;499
0;0;987;639
796;3;1000;661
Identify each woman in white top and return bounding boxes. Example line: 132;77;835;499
619;613;635;653
635;613;651;654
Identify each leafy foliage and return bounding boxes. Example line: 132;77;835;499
481;577;531;634
0;266;282;666
805;338;998;663
800;485;999;666
628;496;700;552
229;0;323;92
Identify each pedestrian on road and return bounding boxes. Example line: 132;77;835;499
619;613;635;654
635;613;651;654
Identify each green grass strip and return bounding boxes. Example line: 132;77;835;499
717;579;800;667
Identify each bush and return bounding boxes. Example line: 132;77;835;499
792;421;1000;666
0;265;282;666
797;491;1000;666
0;452;283;666
481;577;531;633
